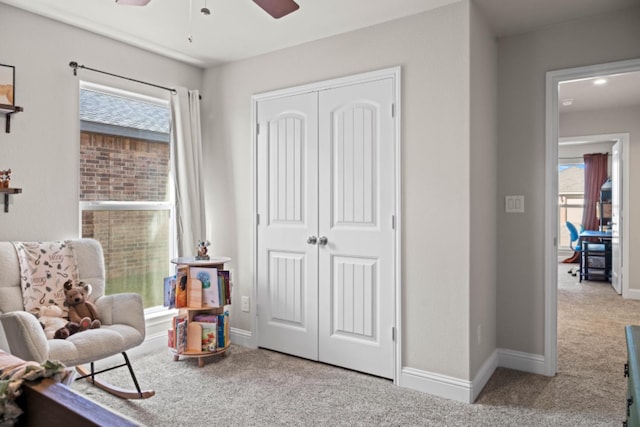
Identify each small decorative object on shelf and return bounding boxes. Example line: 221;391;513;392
0;168;22;212
1;169;12;188
195;240;210;260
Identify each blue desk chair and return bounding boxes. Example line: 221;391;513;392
566;221;582;276
566;221;581;252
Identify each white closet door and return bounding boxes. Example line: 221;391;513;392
317;78;396;379
256;92;319;360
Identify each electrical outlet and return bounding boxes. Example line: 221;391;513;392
241;296;250;312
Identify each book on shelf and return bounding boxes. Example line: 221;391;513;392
163;275;176;308
217;311;230;349
167;329;175;348
175;265;189;308
190;266;219;307
218;270;231;305
195;321;218;352
173;314;188;353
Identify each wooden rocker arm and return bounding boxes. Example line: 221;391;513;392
0;311;49;363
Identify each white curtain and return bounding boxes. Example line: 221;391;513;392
170;87;206;257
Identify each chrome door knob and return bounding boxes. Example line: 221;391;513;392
318;236;328;246
307;236;318;245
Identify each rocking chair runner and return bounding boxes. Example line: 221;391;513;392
0;239;154;399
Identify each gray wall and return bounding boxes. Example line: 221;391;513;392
469;1;498;377
497;6;640;355
0;4;203;242
202;1;496;381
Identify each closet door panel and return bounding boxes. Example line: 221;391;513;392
256;92;319;360
318;78;395;379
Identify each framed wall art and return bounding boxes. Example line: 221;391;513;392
0;64;15;106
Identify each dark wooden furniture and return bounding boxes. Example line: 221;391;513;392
0;351;138;426
578;230;612;282
16;378;139;427
624;325;640;427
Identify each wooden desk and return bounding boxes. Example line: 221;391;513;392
578;230;612;283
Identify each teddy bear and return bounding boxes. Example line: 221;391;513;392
53;280;101;339
34;305;68;340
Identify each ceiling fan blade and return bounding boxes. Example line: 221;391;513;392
115;0;152;5
252;0;299;19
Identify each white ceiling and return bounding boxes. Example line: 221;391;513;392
1;0;637;68
1;0;638;111
559;71;640;113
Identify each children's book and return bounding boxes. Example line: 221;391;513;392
174;314;188;353
176;265;189;308
190;267;219;307
163;275;176;308
218;270;231;305
217;311;230;349
196;321;218;352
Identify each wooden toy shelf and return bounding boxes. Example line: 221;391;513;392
169;257;231;367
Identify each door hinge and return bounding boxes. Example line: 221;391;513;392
255;303;259;317
256;123;260;135
553;237;557;247
392;326;396;341
391;103;395;118
392;215;396;230
256;213;260;225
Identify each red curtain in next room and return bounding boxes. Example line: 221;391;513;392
581;153;608;231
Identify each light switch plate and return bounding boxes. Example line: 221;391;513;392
241;296;250;312
505;195;524;213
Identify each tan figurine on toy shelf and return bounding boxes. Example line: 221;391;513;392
196;240;210;260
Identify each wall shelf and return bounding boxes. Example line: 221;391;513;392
0;104;24;133
0;188;22;212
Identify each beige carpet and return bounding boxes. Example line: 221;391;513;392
71;264;640;426
477;263;640;423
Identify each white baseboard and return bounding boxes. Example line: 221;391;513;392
624;288;640;300
399;350;499;404
400;367;474;403
471;350;498;402
497;348;546;375
230;327;255;348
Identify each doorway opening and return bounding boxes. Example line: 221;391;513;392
545;59;639;376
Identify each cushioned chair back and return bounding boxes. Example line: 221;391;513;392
0;239;106;315
565;221;580;250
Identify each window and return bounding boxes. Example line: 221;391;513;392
79;83;174;309
558;163;584;248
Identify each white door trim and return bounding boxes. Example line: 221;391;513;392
545;58;640;377
251;66;402;383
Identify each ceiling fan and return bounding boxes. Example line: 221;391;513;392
115;0;300;19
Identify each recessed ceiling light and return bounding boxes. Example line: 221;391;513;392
593;78;608;86
561;98;573;106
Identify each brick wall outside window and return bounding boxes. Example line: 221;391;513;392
80;131;171;306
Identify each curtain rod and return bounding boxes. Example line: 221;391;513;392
69;61;177;94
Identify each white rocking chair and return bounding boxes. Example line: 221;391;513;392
0;239;154;399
